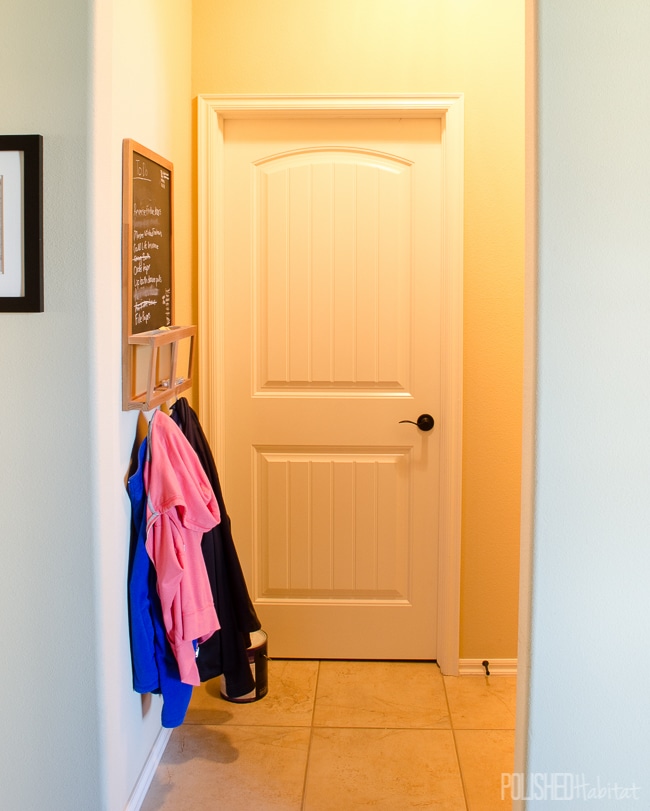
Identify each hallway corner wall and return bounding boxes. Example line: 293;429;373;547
91;1;193;809
526;0;650;792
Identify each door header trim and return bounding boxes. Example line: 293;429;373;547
198;93;463;118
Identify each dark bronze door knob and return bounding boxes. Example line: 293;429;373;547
399;414;435;432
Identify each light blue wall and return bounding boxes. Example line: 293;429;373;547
0;2;192;809
0;2;101;809
526;1;650;803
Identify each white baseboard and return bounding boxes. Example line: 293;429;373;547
458;658;517;676
124;726;172;811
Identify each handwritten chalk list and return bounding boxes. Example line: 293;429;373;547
130;149;172;334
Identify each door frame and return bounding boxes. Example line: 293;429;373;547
196;94;464;675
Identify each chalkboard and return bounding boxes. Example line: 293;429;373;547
122;140;173;335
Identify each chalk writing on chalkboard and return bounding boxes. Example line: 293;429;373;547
125;144;173;335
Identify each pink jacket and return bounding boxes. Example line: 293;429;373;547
144;410;221;686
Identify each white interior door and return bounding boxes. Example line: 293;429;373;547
220;116;443;659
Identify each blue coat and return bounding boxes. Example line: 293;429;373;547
127;437;193;728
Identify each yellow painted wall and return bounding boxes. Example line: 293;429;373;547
191;0;524;658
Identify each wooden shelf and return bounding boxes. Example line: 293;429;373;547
123;325;196;411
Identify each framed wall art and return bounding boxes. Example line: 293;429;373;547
0;134;43;312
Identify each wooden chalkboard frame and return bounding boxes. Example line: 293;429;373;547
122;139;174;336
122;139;195;410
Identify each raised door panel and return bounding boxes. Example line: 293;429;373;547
254;149;411;393
255;448;411;601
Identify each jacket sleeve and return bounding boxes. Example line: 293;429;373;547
128;536;160;693
146;512;203;685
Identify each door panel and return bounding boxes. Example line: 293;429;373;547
223;117;442;658
255;147;412;391
256;448;410;599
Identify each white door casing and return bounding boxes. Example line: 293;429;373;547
197;95;463;674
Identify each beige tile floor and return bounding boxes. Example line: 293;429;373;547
141;660;516;811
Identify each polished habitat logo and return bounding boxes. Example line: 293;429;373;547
501;773;641;802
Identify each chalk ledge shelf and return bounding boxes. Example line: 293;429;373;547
123;324;196;411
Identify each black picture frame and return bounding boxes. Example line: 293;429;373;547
0;134;43;312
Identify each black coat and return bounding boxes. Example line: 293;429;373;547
171;398;261;697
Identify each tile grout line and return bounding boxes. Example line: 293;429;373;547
440;667;470;811
300;659;321;810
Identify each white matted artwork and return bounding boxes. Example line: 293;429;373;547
0;151;23;295
0;175;4;274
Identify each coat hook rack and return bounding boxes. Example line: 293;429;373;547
125;325;196;411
